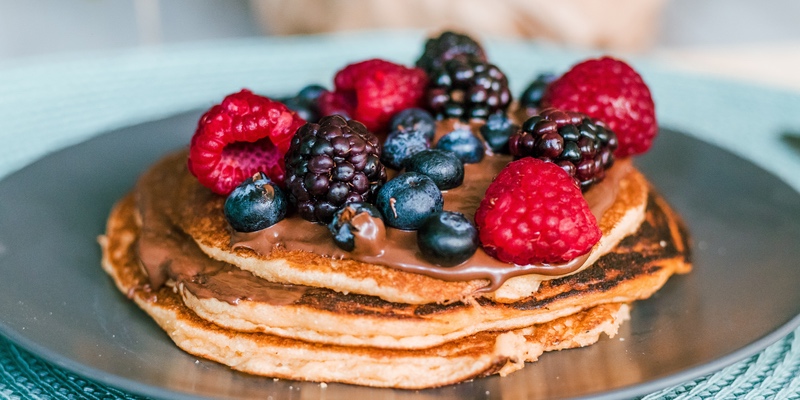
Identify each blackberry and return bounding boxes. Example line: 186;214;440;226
415;31;486;74
284;115;387;223
425;58;512;120
509;108;618;191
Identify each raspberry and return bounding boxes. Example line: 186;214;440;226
284;115;387;223
188;89;306;195
509;108;617;191
541;57;656;158
475;157;601;265
415;31;487;73
317;59;427;133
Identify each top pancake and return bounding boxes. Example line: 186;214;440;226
143;148;650;305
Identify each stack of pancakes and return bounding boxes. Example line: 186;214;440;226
99;138;691;388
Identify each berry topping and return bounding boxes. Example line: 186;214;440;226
376;172;443;230
389;108;436;140
381;128;431;170
475;157;601;265
404;149;464;190
509;108;617;191
188;89;307;195
224;172;288;232
436;128;485;164
328;202;385;253
284;115;387;223
479;113;518;154
317;59;428;133
417;211;479;267
519;72;556;117
425;58;512;120
280;84;327;122
415;31;487;74
541;57;656;158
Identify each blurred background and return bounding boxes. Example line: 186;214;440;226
0;0;800;90
0;0;800;89
1;0;799;55
0;0;799;90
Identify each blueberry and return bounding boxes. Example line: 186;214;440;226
389;108;436;140
479;113;517;154
381;129;430;170
520;72;556;109
281;84;327;122
297;84;327;102
328;202;384;252
224;172;287;232
376;172;443;230
436;129;485;163
404;149;464;190
282;97;316;121
417;211;478;266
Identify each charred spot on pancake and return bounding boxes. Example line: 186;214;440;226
294;288;422;319
678;222;693;264
413;300;470;317
477;357;514;378
505;255;667;312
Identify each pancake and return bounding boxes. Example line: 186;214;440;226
97;35;692;388
151;149;651;305
99;199;630;388
102;156;690;350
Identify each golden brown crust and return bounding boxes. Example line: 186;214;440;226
100;200;630;388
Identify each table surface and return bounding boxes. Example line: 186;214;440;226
1;31;800;399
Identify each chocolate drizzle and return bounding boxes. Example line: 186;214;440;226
231;155;631;292
135;153;308;305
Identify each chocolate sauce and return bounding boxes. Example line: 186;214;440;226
349;212;386;257
135;153;307;305
231;154;632;292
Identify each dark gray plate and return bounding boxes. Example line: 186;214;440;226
1;112;799;400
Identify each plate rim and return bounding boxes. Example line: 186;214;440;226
1;112;800;400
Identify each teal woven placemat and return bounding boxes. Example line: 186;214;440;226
1;31;799;399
